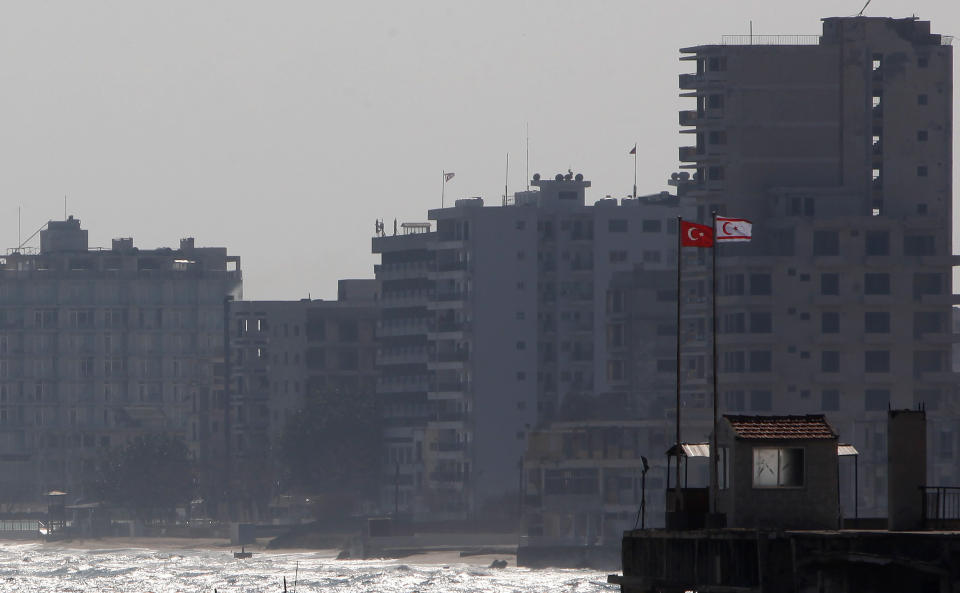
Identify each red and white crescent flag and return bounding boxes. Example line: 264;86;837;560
443;172;455;182
715;217;752;242
680;220;714;248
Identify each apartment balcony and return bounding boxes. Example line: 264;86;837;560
428;382;469;400
430;471;467;485
430;441;468;453
678;73;704;89
376;350;429;365
427;352;469;371
679;110;702;127
377;321;431;338
377;379;430;395
679;146;703;162
428;320;470;339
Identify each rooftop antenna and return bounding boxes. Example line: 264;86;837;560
856;0;871;16
18;206;21;251
525;122;530;191
749;20;753;45
503;152;509;206
64;195;67;219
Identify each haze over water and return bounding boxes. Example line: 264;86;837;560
0;543;612;592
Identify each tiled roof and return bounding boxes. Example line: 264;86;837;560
724;414;837;440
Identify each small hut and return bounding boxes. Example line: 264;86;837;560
714;415;838;530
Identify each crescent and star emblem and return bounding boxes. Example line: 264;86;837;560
723;221;736;234
687;227;704;241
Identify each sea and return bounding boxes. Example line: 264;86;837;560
0;543;616;592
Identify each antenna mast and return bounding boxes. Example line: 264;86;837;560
504;153;509;206
525;123;530;190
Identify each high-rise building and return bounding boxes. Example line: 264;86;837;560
678;16;955;516
228;279;378;519
0;217;241;505
373;176;681;519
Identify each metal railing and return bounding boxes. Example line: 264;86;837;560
720;35;821;46
921;486;960;526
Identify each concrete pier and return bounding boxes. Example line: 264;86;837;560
609;528;960;593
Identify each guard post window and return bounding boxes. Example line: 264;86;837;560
753;447;804;488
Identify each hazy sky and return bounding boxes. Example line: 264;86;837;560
1;1;957;300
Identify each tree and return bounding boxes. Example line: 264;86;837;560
95;433;194;522
279;388;381;513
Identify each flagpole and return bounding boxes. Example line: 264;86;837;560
675;215;683;518
633;145;638;198
441;171;445;208
710;210;720;515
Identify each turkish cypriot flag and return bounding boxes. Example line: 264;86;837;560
714;217;752;242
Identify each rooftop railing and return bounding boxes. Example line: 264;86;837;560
720;35;821;46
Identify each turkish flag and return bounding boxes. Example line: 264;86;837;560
680;220;714;247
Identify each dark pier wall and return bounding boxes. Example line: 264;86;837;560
611;529;960;593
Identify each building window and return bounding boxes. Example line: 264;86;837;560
708;130;727;145
865;350;890;373
918;94;928;105
865;231;889;256
917;165;928;177
749;311;772;333
812;231;839;256
914;351;944;375
749;351;772;372
749;274;771;296
516;341;526;350
918;130;928;141
749;390;772;411
515;220;525;230
863;273;890;295
708;56;727;71
641;219;662;233
708;166;725;181
707;94;724;109
822;390;840;411
753;447;804;488
821;312;840;334
656;359;677;373
865;389;890;411
918;56;929;68
608;219;628;233
724;351;745;372
820;273;839;296
913;273;943;299
864;312;890;333
642;250;661;263
725;390;745;411
724;274;745;296
609;250;627;263
821;351;840;373
904;235;935;256
724;313;745;334
914;311;944;336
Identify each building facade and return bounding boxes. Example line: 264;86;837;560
228;280;378;518
373;176;681;519
0;217;241;505
678;16;955;517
